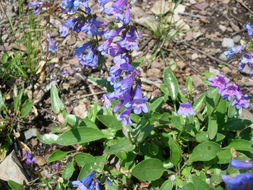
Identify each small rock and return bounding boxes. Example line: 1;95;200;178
192;74;206;88
219;25;227;32
219;53;228;61
242;64;251;75
0;151;28;184
191;53;199;60
73;103;87;118
24;128;38;140
147;68;161;78
209;67;220;75
151;0;170;15
233;35;241;43
176;59;187;69
194;2;209;10
222;38;234;48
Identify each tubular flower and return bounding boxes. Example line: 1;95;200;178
47;33;57;52
177;102;195;117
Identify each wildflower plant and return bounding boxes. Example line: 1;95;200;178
23;1;253;190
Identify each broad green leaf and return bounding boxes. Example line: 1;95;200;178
2;53;8;64
217;149;232;164
104;138;135;154
192;176;209;190
38;133;59;144
21;99;32;118
97;115;122;130
56;127;106;145
47;150;69;162
206;88;219;115
186;76;193;93
208;115;218;140
8;180;24;190
88;77;113;92
189;141;220;163
160;84;170;97
163;68;179;101
223;118;252;131
65;114;77;126
183;183;195;190
169;137;182;166
50;84;64;114
224;139;253;153
132;158;164;181
62;159;74;179
160;180;173;190
74;153;95;167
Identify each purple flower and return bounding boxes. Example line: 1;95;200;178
74;42;91;56
238;51;253;76
230;160;253;170
110;54;134;77
47;34;57;52
117;108;132;126
61;0;90;13
114;72;137;96
232;94;249;109
59;18;81;37
72;171;97;190
104;26;124;40
78;47;98;67
98;40;125;57
221;84;242;101
122;3;131;25
224;45;246;59
208;74;230;93
98;0;111;11
24;152;36;164
119;27;139;51
222;173;253;190
131;83;148;114
28;1;43;14
81;17;107;36
177;102;195;117
244;23;253;38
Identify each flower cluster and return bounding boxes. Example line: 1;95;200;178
29;0;148;126
208;74;249;109
222;145;253;190
23;151;36;164
224;23;253;76
72;171;101;190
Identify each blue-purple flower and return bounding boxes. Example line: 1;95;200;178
119;26;139;51
47;34;57;52
61;0;90;14
221;84;242;101
238;52;253;76
28;1;44;14
230;160;253;170
232;94;250;109
117;108;132;126
177;102;195;117
222;173;253;190
72;171;101;190
224;45;246;59
208;74;229;93
81;17;107;36
24;152;36;164
244;23;253;39
131;83;148;114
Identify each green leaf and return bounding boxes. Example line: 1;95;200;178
183;183;195;190
104;138;135;154
224;139;253;153
21;99;32;118
205;88;219;115
50;84;64;114
62;159;75;179
192;176;209;190
14;89;24;112
169;137;182;166
186;77;193;93
74;153;95;167
163;68;179;101
217;149;232;164
160;180;173;190
0;91;6;110
132;158;164;181
97;115;122;130
65;114;77;126
8;180;24;190
208;115;218;140
223;118;252;131
149;97;164;112
88;77;113;92
189;142;220;163
47;150;69;162
2;53;8;64
193;93;206;111
56;127;106;145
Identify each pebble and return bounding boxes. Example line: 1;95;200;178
219;53;228;61
191;53;199;60
222;38;234;48
24;128;38;140
233;35;241;43
219;25;227;32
